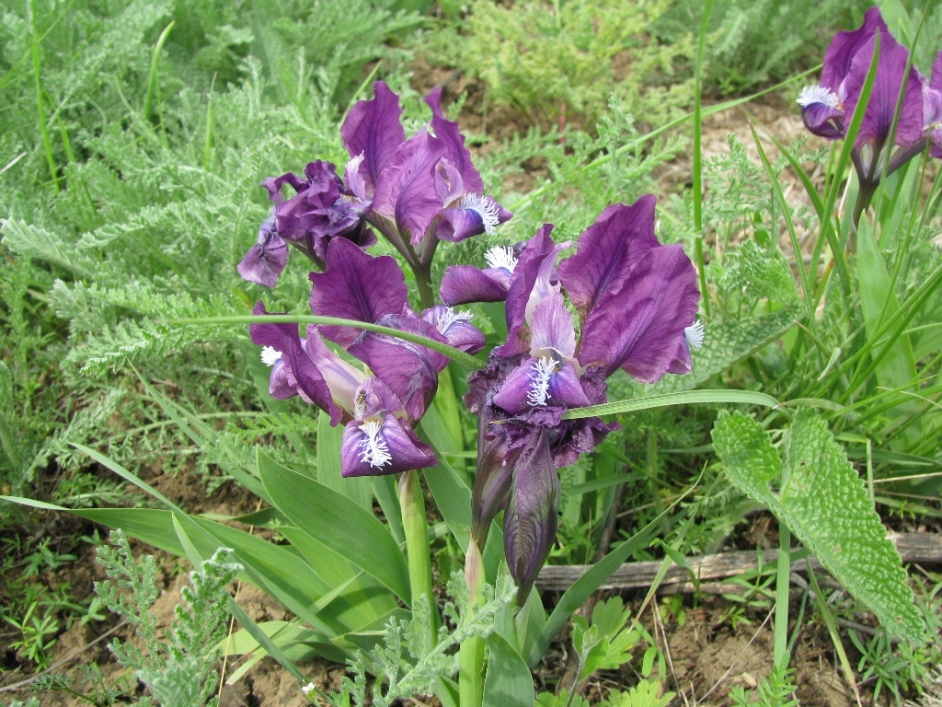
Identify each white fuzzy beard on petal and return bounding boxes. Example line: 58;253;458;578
436;306;472;335
358;419;392;469
260;346;282;366
485;245;517;273
684;320;705;349
459;194;500;235
797;85;840;109
527;356;558;407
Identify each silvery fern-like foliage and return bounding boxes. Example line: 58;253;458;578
95;530;241;707
336;572;515;707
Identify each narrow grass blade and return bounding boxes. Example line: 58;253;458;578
561;389;780;420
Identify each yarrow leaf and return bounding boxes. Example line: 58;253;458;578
712;409;927;644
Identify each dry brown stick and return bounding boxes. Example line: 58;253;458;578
536;532;942;593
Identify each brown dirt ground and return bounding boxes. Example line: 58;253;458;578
1;69;938;707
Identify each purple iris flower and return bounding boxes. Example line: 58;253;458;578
252;236;484;478
796;7;936;209
459;197;700;600
341;82;512;269
340;378;437;478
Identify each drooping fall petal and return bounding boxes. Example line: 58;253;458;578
309;238;409;347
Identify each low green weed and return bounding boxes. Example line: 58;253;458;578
420;0;694;129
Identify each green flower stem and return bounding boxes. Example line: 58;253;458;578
774;523;791;670
459;540;485;707
400;469;437;644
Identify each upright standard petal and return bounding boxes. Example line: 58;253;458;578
371;130;446;245
503;429;559;603
820;6;887;93
340;81;406;192
557;198;661;321
309;238;409;347
425;87;484;196
842;32;925;155
238;214;288;288
302;326;367;413
498;224;560;358
578;244;700;382
249;303;343;423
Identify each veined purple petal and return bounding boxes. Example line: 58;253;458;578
425;87;484;196
820;6;887;93
238;214;288;288
667;320;705;375
266;359;296;399
340;412;436;477
440;261;512;306
435;194;511;242
434;157;465;206
498;225;558;358
303;326;367;413
249;302;343;423
578;244;700;382
347;314;446;420
372;130;446;244
271;161;344;242
504;429;558;603
842;32;925;152
492;357;590;416
423;305;486;354
309;238;409;347
529;290;577;360
341;81;406;192
558;198;661;321
548;415;620;469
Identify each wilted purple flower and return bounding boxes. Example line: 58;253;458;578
460;197;700;599
797;6;937;210
238;213;288;289
239;161;376;288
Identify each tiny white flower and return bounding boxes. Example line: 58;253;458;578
301;682;316;696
